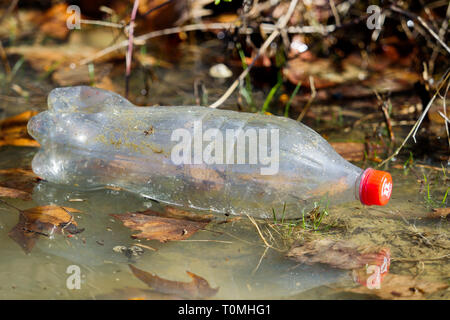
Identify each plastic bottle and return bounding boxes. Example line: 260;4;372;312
28;86;392;218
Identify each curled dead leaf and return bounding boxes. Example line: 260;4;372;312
129;264;218;299
7;205;83;253
112;206;212;242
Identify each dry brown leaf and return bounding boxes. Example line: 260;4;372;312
8;205;83;253
0;186;31;201
129;264;218;299
0;168;40;198
136;0;188;32
135;53;173;69
6;43;122;73
0;110;40;147
427;207;450;219
330;142;366;162
347;274;448;300
283;57;352;89
8;214;40;254
287;239;390;270
31;3;71;39
112;207;211;242
164;206;214;222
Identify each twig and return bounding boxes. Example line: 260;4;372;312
79;23;236;65
411;71;450;142
439;79;450;151
209;0;299;109
125;0;140;98
378;70;450;167
0;199;22;213
247;214;273;249
0;0;18;26
0;41;11;75
59;206;75;232
429;2;450;74
297;76;316;122
261;23;336;34
329;0;341;26
251;246;269;275
381;102;395;142
79;19;343;66
374;91;395;142
390;4;450;55
80;19;125;28
133;243;157;251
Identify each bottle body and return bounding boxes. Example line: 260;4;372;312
28;87;374;218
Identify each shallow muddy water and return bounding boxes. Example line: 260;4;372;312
0;40;448;300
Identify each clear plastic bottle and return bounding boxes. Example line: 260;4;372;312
28;86;392;218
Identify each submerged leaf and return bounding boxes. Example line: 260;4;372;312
129;264;219;299
347;274;448;300
0;111;40;147
427;208;450;219
0;168;40;200
8;205;83;253
112;207;211;242
287;239;390;270
0;186;31;200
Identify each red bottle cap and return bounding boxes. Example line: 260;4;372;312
359;168;393;206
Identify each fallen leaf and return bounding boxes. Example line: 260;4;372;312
6;43;122;73
346;274;448;300
52;63;113;86
0;111;40;147
164;206;214;222
129;264;218;299
8;205;83;253
283;57;358;89
136;0;188;32
427;208;450;219
284;53;419;96
330;142;366;162
0;186;31;200
31;3;72;39
0;168;40;196
8;214;40;254
287;239;390;270
111;207;212;242
135;53;173;69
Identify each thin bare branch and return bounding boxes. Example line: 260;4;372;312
209;0;299;109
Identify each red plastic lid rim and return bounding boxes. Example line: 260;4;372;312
359;168;393;206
